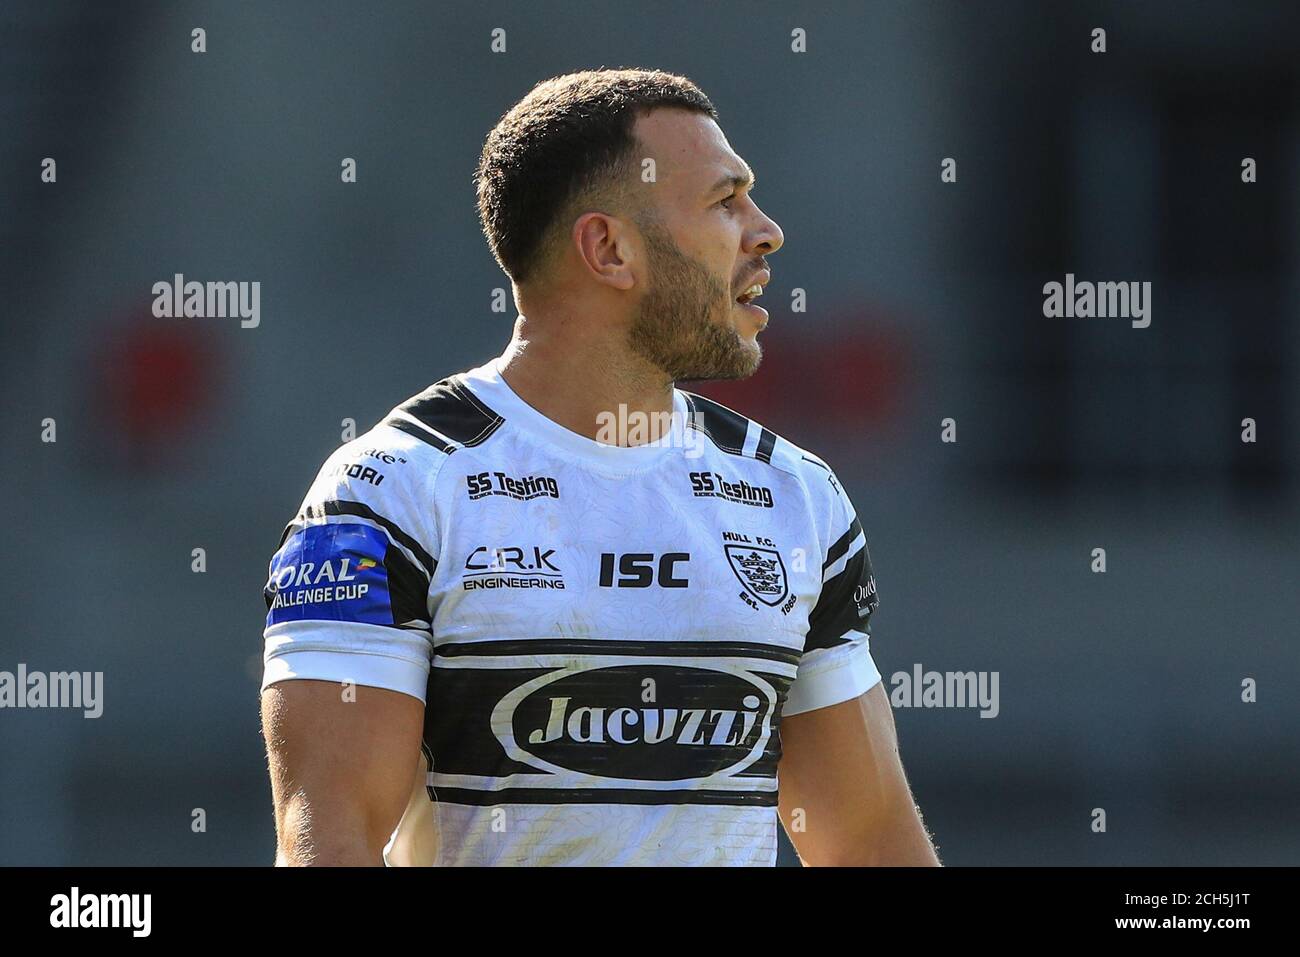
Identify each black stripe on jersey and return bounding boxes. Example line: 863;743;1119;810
681;392;750;458
755;427;777;463
801;454;830;472
385;541;432;625
823;516;863;572
428;787;777;808
384;416;454;453
434;637;801;667
298;499;437;578
807;543;874;651
384;376;504;453
422;663;794;781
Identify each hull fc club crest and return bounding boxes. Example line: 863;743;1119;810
724;539;789;607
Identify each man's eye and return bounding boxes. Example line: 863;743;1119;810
718;195;736;209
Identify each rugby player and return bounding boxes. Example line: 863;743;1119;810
260;68;940;866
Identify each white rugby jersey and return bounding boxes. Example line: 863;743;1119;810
261;357;882;866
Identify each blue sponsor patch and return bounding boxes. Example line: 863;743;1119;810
265;523;392;627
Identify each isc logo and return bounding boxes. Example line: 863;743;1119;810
598;552;689;588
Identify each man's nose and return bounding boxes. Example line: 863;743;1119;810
746;203;784;255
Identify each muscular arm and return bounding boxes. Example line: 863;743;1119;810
260;679;425;866
777;681;940;866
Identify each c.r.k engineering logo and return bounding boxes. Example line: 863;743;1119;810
462;544;565;590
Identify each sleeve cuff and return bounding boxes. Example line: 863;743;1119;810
783;635;882;717
261;648;430;703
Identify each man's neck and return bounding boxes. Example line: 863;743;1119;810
495;316;677;446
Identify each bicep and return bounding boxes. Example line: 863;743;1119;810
261;678;425;865
776;681;917;865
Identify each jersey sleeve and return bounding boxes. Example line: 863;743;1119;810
784;468;883;717
260;432;441;703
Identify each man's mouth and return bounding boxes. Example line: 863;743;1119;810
736;283;764;305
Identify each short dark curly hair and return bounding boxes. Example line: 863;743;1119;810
475;68;718;284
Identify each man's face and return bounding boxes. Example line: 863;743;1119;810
625;109;784;382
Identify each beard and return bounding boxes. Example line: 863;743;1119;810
627;218;762;383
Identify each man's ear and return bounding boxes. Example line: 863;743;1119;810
573;211;637;291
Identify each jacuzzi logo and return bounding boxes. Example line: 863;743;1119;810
493;663;776;781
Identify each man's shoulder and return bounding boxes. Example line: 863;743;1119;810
296;366;505;505
377;368;506;457
678;388;842;488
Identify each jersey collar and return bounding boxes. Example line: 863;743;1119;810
458;357;694;472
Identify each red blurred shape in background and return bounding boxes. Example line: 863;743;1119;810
694;307;910;455
95;304;221;470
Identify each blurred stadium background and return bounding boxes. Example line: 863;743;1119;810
1;0;1297;865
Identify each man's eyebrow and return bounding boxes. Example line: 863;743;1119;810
707;166;756;196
